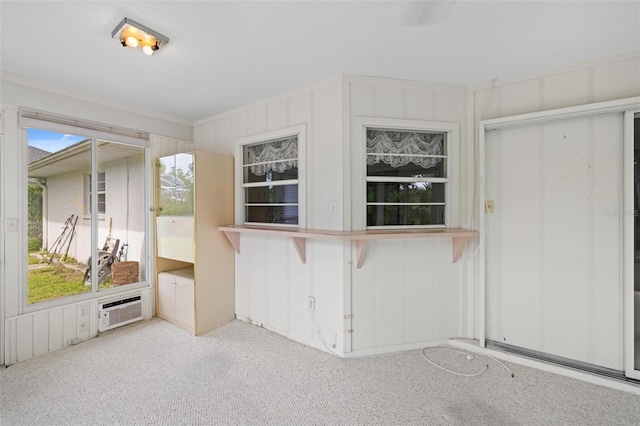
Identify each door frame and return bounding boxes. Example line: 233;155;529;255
478;97;640;376
624;110;640;380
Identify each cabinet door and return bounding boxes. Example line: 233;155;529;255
174;276;195;329
157;274;176;321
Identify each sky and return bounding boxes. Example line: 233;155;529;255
27;129;86;153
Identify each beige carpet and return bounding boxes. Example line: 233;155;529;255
1;318;639;425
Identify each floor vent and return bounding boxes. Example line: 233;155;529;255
98;294;143;332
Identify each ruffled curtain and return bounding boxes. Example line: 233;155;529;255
246;137;298;176
366;130;443;169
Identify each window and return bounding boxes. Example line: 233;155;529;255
360;119;457;228
25;123;148;305
86;172;106;215
242;136;299;225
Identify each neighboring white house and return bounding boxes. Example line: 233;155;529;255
28;139;146;266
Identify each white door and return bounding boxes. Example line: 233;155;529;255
624;111;640;380
484;112;624;370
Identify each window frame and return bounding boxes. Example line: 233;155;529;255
85;171;106;216
235;124;306;228
20;119;151;313
355;117;459;230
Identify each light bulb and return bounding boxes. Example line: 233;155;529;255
142;45;154;56
125;36;138;48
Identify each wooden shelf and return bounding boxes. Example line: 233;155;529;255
218;225;478;268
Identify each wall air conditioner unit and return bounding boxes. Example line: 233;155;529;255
98;294;143;332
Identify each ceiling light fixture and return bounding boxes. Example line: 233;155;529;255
111;17;169;56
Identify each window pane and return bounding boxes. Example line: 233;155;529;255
245;166;298;184
246;205;298;225
27;129;91;304
158;153;194;216
366;129;446;178
367;159;446;178
97;194;106;214
97;141;146;289
243;137;298;184
367;204;445;226
367;182;445;203
246;185;298;204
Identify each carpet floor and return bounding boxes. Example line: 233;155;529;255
1;318;639;425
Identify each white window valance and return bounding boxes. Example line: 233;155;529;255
366;130;443;169
246;137;298;176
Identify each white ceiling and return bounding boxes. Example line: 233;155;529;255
1;1;639;123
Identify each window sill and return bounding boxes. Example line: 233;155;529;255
218;225;478;268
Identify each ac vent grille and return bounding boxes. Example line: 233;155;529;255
99;294;143;332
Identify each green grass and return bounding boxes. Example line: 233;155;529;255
28;264;113;304
28;264;88;304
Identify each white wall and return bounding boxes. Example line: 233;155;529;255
474;51;640;369
195;75;470;355
343;76;469;354
1;80;192;366
195;77;347;352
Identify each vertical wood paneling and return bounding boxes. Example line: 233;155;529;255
434;91;463;123
266;237;289;332
498;125;542;349
374;86;404;119
349;83;375;117
351;245;376;350
235;247;250;319
543;70;589;111
194;121;213;151
593;58;640;102
247;106;267;135
373;240;405;348
311;240;342;348
62;306;76;346
213;117;232;154
287;241;311;340
310;83;339;230
288;92;312;127
405;88;434;121
246;234;268;324
404;239;436;343
486;113;623;369
16;316;33;362
542;118;590;361
231;112;249;142
433;241;460;338
590;113;623;368
33;312;49;356
267;99;288;131
500;80;541;117
48;308;63;351
349;83;375;231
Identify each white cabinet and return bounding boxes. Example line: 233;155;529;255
158;269;195;330
154;151;234;335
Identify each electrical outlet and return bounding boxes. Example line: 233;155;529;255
329;202;337;215
78;304;89;319
308;296;315;311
